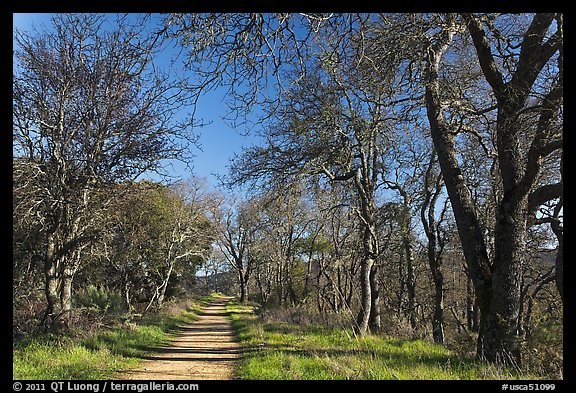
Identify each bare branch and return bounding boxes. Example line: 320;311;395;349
461;13;506;98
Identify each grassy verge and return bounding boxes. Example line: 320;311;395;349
13;294;217;379
226;301;539;380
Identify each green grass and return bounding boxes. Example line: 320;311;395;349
226;301;539;380
13;294;217;380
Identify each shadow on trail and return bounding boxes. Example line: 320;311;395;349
144;346;242;355
140;356;236;362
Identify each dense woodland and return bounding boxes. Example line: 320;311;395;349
13;13;562;377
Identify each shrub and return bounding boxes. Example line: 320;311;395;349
522;315;563;379
260;304;353;331
72;285;125;314
13;289;46;339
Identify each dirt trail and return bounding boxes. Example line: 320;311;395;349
121;297;240;380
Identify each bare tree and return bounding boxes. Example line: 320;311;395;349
420;149;449;344
424;13;562;364
13;14;198;329
226;61;388;333
216;198;261;304
310;184;361;315
162;13;562;365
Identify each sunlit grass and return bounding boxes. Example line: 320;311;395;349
13;335;138;380
226;300;537;380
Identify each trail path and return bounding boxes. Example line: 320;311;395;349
121;297;240;380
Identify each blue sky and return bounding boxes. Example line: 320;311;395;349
13;13;260;191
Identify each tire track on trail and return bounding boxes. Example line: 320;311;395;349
121;296;240;380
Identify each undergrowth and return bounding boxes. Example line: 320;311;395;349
13;294;216;379
226;300;546;380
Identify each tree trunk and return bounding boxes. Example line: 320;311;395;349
355;190;378;336
405;243;417;330
60;268;74;328
426;85;494;333
463;12;561;366
426;232;445;343
398;203;417;330
551;217;563;302
396;253;405;319
336;265;343;312
369;263;381;332
276;260;284;306
477;198;526;365
555;242;563;302
427;248;444;343
255;262;270;305
157;260;176;310
346;268;354;311
121;268;133;312
43;234;64;330
157;288;166;310
432;277;445;344
425;18;499;363
144;288;159;315
288;281;298;306
356;255;373;336
466;276;480;332
423;210;445;344
239;270;248;304
44;271;62;329
124;275;132;312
